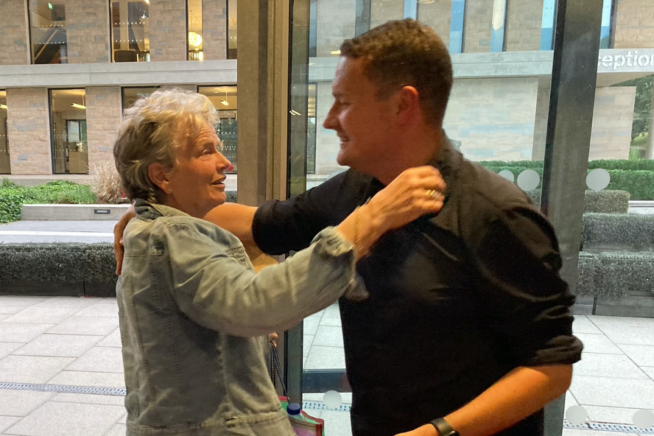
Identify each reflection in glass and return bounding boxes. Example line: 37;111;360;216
188;0;204;61
227;0;237;59
111;0;150;62
0;91;9;174
198;86;238;173
540;0;556;50
307;84;317;174
51;89;88;175
599;0;614;49
29;0;67;64
122;87;159;110
449;0;465;54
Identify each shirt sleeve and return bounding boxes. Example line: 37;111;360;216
158;220;357;337
252;171;356;255
471;205;584;367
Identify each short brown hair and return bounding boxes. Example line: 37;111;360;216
340;19;453;125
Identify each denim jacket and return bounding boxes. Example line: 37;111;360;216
117;200;358;436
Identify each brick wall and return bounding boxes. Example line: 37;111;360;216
444;77;540;161
505;0;543;51
0;2;29;65
317;0;356;56
613;0;654;49
463;0;492;53
418;0;453;48
6;88;51;175
86;87;121;174
66;0;111;64
203;0;227;60
150;0;188;61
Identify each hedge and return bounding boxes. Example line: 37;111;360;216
577;252;654;299
582;213;654;251
478;164;654;200
0;243;116;285
527;190;630;214
479;159;654;172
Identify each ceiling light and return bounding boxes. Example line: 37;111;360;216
144;0;149;4
330;50;341;55
0;104;7;110
71;103;86;109
289;110;302;116
189;32;202;47
220;99;229;106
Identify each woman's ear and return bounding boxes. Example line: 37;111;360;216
148;163;172;195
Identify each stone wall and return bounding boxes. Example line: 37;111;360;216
0;2;29;65
86;87;121;174
444;77;540;161
316;0;356;57
66;0;110;64
589;86;636;160
418;0;453;47
6;88;51;175
613;0;654;49
370;0;403;30
149;0;188;61
463;0;492;53
504;0;543;52
203;0;227;60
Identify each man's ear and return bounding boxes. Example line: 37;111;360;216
396;86;421;123
148;162;172;195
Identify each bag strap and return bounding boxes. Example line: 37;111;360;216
270;343;290;400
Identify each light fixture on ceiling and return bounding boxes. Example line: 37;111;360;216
330;50;341;55
220;91;229;106
289;110;302;116
71;103;86;109
189;32;202;47
0;104;7;110
144;0;149;4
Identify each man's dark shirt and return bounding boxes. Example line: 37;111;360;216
252;141;583;436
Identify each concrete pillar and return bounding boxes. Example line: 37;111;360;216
504;0;543;51
463;0;493;53
647;83;654;159
6;88;51;175
613;0;654;49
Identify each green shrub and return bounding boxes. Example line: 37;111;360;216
479;159;654;172
605;170;654;200
582;213;654;250
527;190;630;213
226;190;237;203
0;243;116;285
0;181;97;223
576;251;654;299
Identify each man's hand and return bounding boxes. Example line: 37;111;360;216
395;424;438;436
114;204;136;275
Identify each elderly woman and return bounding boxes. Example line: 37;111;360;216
113;89;444;436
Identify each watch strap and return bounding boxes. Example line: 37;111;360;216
430;417;459;436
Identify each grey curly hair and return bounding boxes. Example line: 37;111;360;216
113;88;219;203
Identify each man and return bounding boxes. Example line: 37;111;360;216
115;19;582;436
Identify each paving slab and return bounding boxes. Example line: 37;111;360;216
570;375;654;409
0;356;75;384
12;335;103;358
47;371;126;389
0;324;54;344
66;347;124;373
46;316;119;336
0;390;55;417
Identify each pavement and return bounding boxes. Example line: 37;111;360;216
1;221;654;435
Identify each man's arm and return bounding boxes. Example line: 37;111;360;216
398;365;572;436
399;205;582;436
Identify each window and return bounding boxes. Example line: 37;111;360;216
111;0;151;62
449;0;465;54
188;0;204;61
199;86;237;173
599;0;614;49
29;0;67;64
490;0;507;52
122;86;159;110
50;89;88;174
227;0;237;59
0;91;9;174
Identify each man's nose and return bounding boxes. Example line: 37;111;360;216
323;106;337;130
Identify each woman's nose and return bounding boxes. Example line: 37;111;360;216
215;152;231;171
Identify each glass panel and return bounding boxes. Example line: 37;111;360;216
599;0;614;49
111;0;150;62
198;86;238;173
0;91;9;174
50;89;88;175
29;0;67;64
122;86;159;110
565;1;654;432
227;0;237;59
188;0;204;61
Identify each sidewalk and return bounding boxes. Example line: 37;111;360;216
1;296;654;435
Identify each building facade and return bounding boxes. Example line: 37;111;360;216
0;0;653;182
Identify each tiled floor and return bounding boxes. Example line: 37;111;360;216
1;296;654;436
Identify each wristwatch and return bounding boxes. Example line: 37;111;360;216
430;418;459;436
